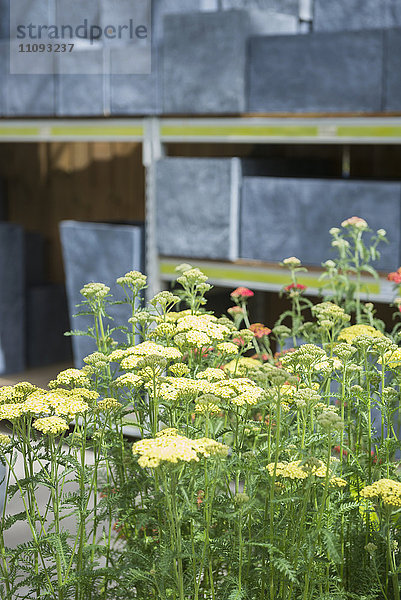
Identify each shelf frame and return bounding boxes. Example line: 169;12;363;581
1;115;400;301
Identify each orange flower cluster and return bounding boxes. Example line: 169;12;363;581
388;268;401;284
250;323;271;339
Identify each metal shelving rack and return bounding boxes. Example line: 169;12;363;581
1;115;401;302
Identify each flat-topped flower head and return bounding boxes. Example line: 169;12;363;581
0;434;11;448
116;270;147;289
387;268;401;284
338;324;385;345
49;368;91;389
230;287;254;300
132;429;228;469
341;216;368;229
250;323;272;339
284;283;307;295
196;368;226;382
97;398;122;411
33;416;69;435
282;257;301;267
361;479;401;508
378;347;401;368
80;282;110;300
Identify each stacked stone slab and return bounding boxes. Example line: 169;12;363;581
383;29;401;112
0;223;25;374
156;157;241;260
247;30;384;113
240;177;401;272
60;221;144;367
313;0;401;32
162;8;298;114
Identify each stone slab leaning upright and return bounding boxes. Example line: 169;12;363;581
0;223;25;375
60;221;144;367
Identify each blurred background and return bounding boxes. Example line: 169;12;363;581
0;0;401;378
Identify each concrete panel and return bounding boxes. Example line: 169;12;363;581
248;30;384;113
163;10;250;114
314;0;401;32
383;28;401;112
0;223;25;374
240;177;401;271
60;220;144;367
156;158;240;260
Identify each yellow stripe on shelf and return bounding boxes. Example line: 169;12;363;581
0;127;40;137
160;125;319;138
50;126;143;137
337;126;401;138
160;261;381;295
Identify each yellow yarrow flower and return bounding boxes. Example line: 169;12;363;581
360;479;401;508
196;368;226;382
217;342;239;356
378;347;401;368
338;325;385;344
132;429;228;469
97;398;122;411
33;416;69;435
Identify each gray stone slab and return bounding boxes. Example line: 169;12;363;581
240;177;401;272
156;158;240;260
0;223;25;375
221;0;299;16
60;221;144;367
152;0;207;45
56;46;104;115
0;0;9;38
57;74;104;115
9;0;51;39
244;9;298;35
383;28;401;113
247;30;384;113
27;284;72;368
163;10;250;114
314;0;401;32
6;73;55;115
56;0;100;31
24;232;46;286
110;73;158;114
110;43;158;114
0;41;7;116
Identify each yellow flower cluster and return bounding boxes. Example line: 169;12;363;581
196;368;226;382
224;357;260;376
176;314;230;341
115;341;182;369
338;325;385;344
378;347;401;368
0;388;91;426
97;398;122;411
0;382;38;404
169;363;190;377
360;479;401;508
132;428;228;469
266;459;346;487
49;368;91;389
113;373;143;388
0;433;11;447
33;416;69;435
217;342;239;356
